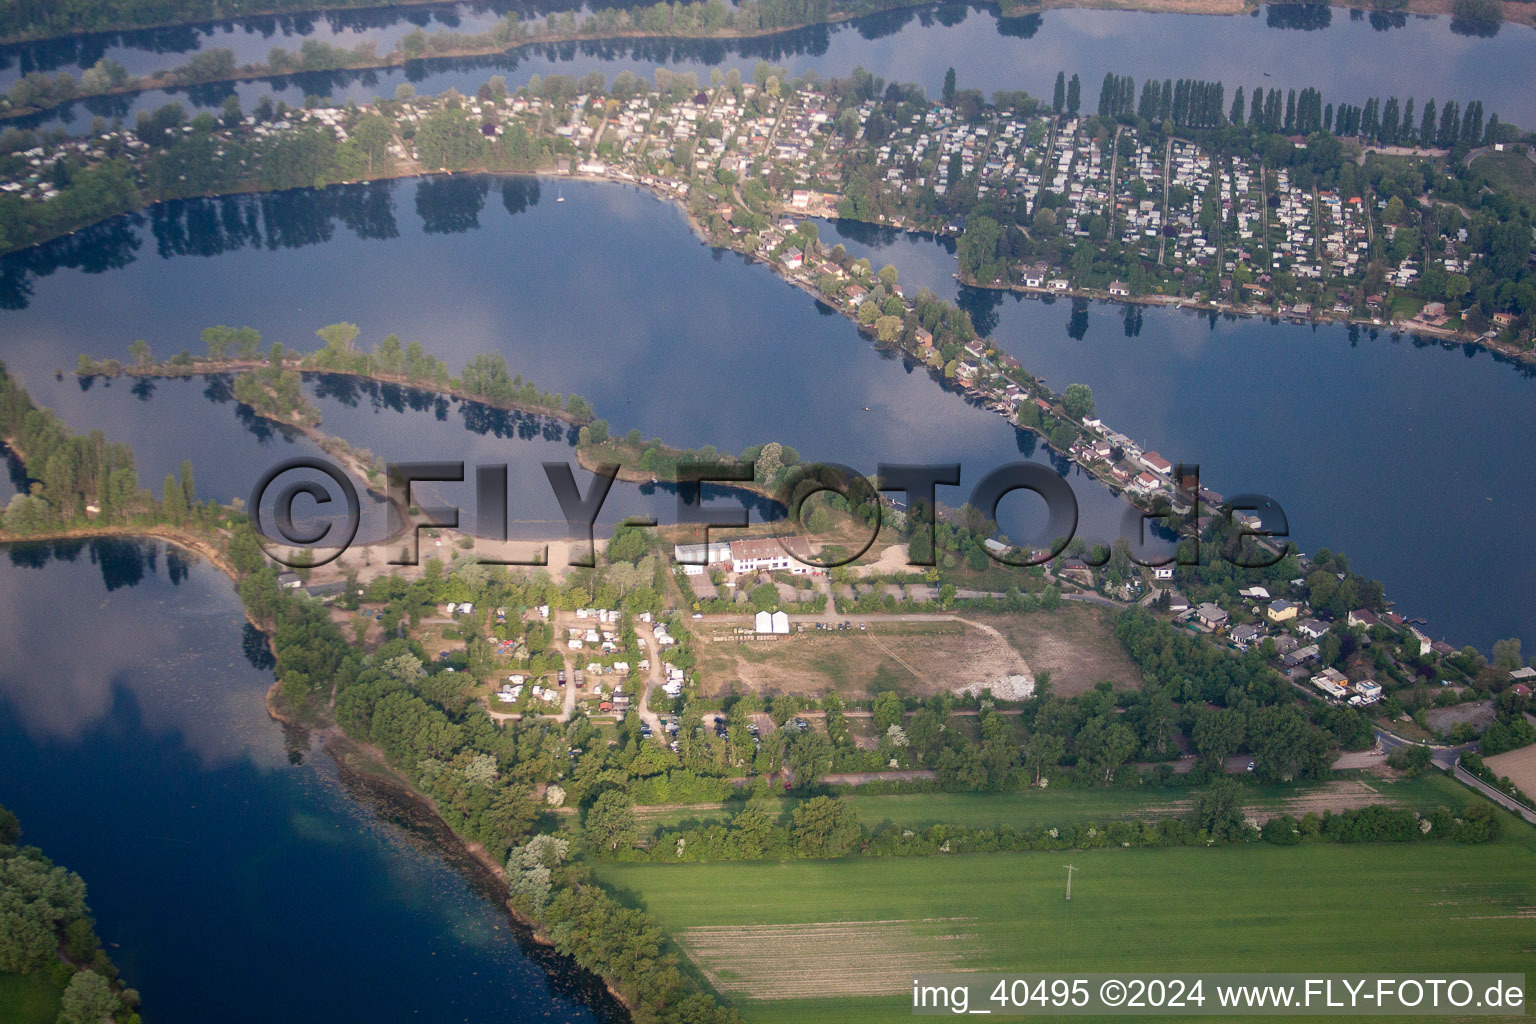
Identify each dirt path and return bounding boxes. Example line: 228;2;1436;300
636;630;666;739
821;770;937;785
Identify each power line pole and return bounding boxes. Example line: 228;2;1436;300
1063;863;1077;901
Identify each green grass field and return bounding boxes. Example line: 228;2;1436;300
598;783;1535;1024
631;774;1481;837
1471;151;1536;206
0;973;63;1024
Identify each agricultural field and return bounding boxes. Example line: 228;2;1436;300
1481;743;1536;803
0;973;62;1024
597;802;1536;1024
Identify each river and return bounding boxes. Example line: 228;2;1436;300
9;3;1536;133
0;537;625;1023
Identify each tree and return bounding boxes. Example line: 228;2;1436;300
352;114;394;176
1452;0;1500;24
1061;383;1095;421
128;339;151;369
1192;707;1244;767
1052;71;1065;113
316;321;360;355
958;215;1004;283
1190;777;1246;842
1066;74;1081;115
943;67;957;105
1025;731;1065;784
1076;717;1137;781
1248;706;1331;783
161;473;187;524
584;789;638;852
57;970;119;1024
416;107;486;171
790;796;860;857
1451;802;1498;844
506;834;569;911
872;690;904;732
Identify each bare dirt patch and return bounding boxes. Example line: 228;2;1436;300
1419;700;1492;739
852;542;912;576
1425;701;1496;736
980;605;1144;696
675;918;981;998
1481;744;1536;803
694;619;1029;699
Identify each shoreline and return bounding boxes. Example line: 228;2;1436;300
3;0;1533;122
13;163;1518;577
0;0;1529;49
13;163;1524;362
0;4;912;122
266;676;642;1016
85;359;592;427
954;269;1517;357
0;516;646;1019
18;163;1507;565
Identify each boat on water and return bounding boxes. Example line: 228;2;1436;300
556;187;566;203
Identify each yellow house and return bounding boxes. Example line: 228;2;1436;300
1267;599;1298;623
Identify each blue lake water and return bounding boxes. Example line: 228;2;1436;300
0;176;1141;560
820;217;1536;652
1;9;1532;1023
2;176;1532;648
12;4;1536;132
0;538;623;1024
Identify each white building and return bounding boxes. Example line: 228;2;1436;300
730;537;814;574
673;542;732;575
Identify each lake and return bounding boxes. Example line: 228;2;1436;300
0;175;1145;562
0;537;626;1024
11;3;1536;133
0;9;1532;1021
3;174;1533;648
819;216;1536;653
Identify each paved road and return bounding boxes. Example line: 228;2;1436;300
1462;144;1536;169
1453;763;1536;826
1375;729;1474;770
